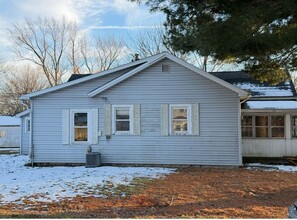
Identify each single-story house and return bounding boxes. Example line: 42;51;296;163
20;52;297;166
0;116;20;149
16;109;31;155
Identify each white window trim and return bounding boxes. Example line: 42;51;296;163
169;104;192;135
25;117;30;133
70;109;91;144
112;105;134;135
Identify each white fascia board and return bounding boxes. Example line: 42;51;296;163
241;109;297;113
88;52;167;97
15;109;31;118
164;53;249;98
89;51;249;98
19;57;154;100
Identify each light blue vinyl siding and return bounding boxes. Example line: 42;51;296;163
20;116;30;155
31;58;241;165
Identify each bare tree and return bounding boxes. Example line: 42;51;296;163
188;53;229;72
129;25;235;72
79;34;128;73
0;65;48;116
8;17;77;86
129;26;188;61
79;36;96;73
94;35;128;72
0;57;6;74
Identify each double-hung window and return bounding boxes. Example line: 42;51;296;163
62;109;98;145
71;111;90;143
170;105;191;135
112;105;133;134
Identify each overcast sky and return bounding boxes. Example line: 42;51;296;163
0;0;165;46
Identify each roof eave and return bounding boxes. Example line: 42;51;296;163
19;57;154;99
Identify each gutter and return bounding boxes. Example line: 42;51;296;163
240;94;251;104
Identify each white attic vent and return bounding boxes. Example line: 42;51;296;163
162;64;170;72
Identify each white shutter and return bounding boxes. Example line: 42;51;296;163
91;109;98;144
191;104;200;135
104;104;111;136
133;104;141;135
62;109;70;144
161;104;169;136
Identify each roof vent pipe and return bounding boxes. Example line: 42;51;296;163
134;54;140;61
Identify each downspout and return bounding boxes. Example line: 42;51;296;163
29;100;34;166
240;94;251;104
238;94;251;166
20;99;34;166
19;100;30;155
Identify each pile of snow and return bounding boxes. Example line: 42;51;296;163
0;155;175;204
247;163;297;172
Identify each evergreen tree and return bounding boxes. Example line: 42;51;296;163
132;0;297;84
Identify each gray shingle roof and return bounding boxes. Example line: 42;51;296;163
210;71;296;98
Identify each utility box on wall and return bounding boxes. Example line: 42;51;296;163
86;152;101;167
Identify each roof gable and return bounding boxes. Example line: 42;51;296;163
21;52;248;100
88;52;248;98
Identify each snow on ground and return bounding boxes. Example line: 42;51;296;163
0;155;175;204
247;163;297;172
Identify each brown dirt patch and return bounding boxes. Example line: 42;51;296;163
1;166;297;218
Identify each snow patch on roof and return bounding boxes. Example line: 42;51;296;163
0;155;175;204
234;82;293;97
0;116;20;126
245;101;297;109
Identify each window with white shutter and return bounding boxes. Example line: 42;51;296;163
161;104;200;136
62;109;98;145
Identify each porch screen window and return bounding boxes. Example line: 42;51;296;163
242;115;285;138
255;116;268;137
292;116;297;137
74;113;88;141
271;116;285;137
171;105;190;134
241;116;253;137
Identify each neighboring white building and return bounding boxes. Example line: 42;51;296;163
0;116;21;150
